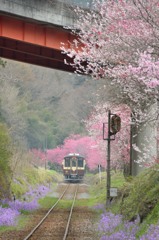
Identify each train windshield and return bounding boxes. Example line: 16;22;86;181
72;159;77;167
78;158;83;167
65;158;70;167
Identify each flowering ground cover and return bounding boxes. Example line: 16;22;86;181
0;206;20;226
140;224;159;240
0;184;51;227
97;210;159;240
24;185;50;201
98;211;139;240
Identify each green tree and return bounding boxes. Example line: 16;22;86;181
0;123;12;198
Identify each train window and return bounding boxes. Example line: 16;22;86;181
65;158;70;167
78;159;83;167
72;159;76;167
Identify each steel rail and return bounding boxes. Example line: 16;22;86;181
23;184;70;240
63;184;79;240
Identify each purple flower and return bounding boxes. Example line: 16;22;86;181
94;204;105;210
98;212;139;240
0;206;20;226
24;185;50;200
0;184;51;226
8;199;39;211
98;212;123;233
140;223;159;240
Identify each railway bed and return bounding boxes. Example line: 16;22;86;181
23;184;78;240
0;183;97;240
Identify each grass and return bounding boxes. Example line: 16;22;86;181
0;214;31;233
39;192;93;209
0;226;16;232
106;166;159;237
75;199;93;207
11;168;62;199
11;182;28;198
57;199;74;209
0;168;62;232
2;167;159;238
86;171;126;207
16;214;32;229
116;167;159;220
136;201;159;238
39;195;76;210
85;168;159;237
38;196;59;209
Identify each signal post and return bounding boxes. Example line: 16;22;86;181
103;110;121;207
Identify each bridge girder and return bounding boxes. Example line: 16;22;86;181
0;15;76;71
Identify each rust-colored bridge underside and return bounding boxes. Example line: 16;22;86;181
0;15;75;71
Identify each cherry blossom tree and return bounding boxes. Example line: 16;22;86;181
85;103;131;171
62;0;155;75
111;50;159;123
62;0;159;170
33;135;105;170
62;0;159;122
31;0;159;172
31;149;46;167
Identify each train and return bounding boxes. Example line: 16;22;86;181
62;153;86;181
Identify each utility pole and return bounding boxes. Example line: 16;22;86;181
106;110;111;206
44;136;47;170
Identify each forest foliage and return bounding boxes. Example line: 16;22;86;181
0;60;98;150
0;123;12;198
0;58;101;196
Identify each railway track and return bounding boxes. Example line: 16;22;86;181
23;183;79;240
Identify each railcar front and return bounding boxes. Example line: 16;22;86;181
62;153;85;182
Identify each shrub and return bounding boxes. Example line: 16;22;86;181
0;123;12;199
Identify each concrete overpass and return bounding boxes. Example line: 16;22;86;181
0;0;92;71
